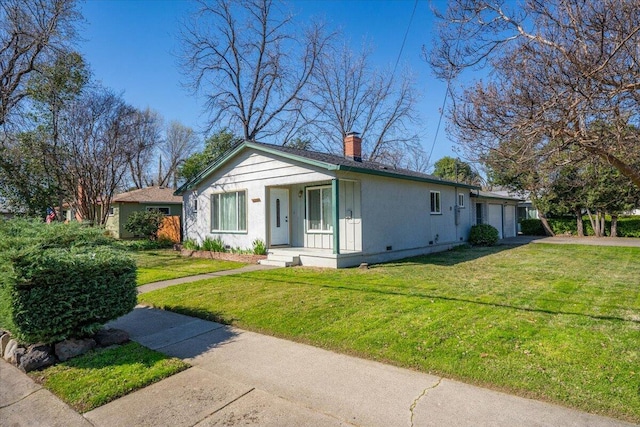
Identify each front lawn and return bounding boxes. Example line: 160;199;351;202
132;249;245;285
29;342;189;412
139;244;640;422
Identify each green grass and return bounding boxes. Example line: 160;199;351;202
29;342;189;413
132;249;246;285
139;243;640;422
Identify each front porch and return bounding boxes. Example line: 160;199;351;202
259;246;363;268
265;179;363;264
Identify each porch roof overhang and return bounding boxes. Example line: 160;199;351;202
175;140;480;195
470;190;524;203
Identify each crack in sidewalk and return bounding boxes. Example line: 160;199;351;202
409;377;443;427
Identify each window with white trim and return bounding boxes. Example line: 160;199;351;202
458;193;465;208
108;207;115;216
211;191;246;232
307;186;332;232
147;206;170;215
430;191;441;214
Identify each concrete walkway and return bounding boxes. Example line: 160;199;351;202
137;263;277;293
531;236;640;247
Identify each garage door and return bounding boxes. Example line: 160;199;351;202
488;204;503;239
503;205;516;238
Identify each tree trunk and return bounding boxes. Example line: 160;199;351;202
539;212;555;236
586;208;596;237
610;214;618;237
600;213;606;237
575;208;584;237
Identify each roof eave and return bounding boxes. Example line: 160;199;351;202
336;165;480;189
175;141;339;195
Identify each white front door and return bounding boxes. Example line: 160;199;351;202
270;188;289;246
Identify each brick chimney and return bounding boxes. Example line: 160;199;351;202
344;131;362;162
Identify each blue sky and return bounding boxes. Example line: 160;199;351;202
79;0;456;167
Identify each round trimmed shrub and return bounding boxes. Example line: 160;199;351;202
469;224;499;246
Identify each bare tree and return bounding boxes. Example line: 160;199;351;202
0;0;79;127
128;108;163;189
181;0;331;142
157;121;200;188
430;0;640;188
306;43;421;164
60;86;139;225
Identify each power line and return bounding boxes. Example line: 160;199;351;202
391;0;419;80
426;9;464;169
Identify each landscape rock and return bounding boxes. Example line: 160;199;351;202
19;344;56;372
10;346;26;366
0;332;10;357
3;339;18;362
55;338;96;361
94;328;129;347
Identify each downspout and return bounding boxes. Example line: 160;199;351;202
332;179;340;254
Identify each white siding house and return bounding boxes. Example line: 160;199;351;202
176;135;481;268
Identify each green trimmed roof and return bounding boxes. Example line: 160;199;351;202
175;141;480;195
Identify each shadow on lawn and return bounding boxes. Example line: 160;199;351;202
379;236;546;267
313;281;639;324
386;244;515;267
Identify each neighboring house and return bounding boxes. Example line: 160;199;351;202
471;191;522;239
106;186;182;239
176;133;488;268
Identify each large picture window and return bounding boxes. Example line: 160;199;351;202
307;186;332;232
211;191;247;232
430;191;441;214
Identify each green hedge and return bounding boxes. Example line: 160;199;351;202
518;216;640;237
519;219;546;236
469;224;499;246
0;219;137;344
617;217;640;237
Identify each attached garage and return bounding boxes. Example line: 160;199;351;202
503;205;517;238
487;204;503;239
472;191;522;239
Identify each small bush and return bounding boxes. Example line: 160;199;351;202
182;238;200;250
252;239;267;255
202;237;226;252
124;211;165;240
469;224;499;246
519;219;545;236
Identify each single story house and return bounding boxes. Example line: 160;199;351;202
105;186;182;239
177;133;512;268
471;191;522;239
